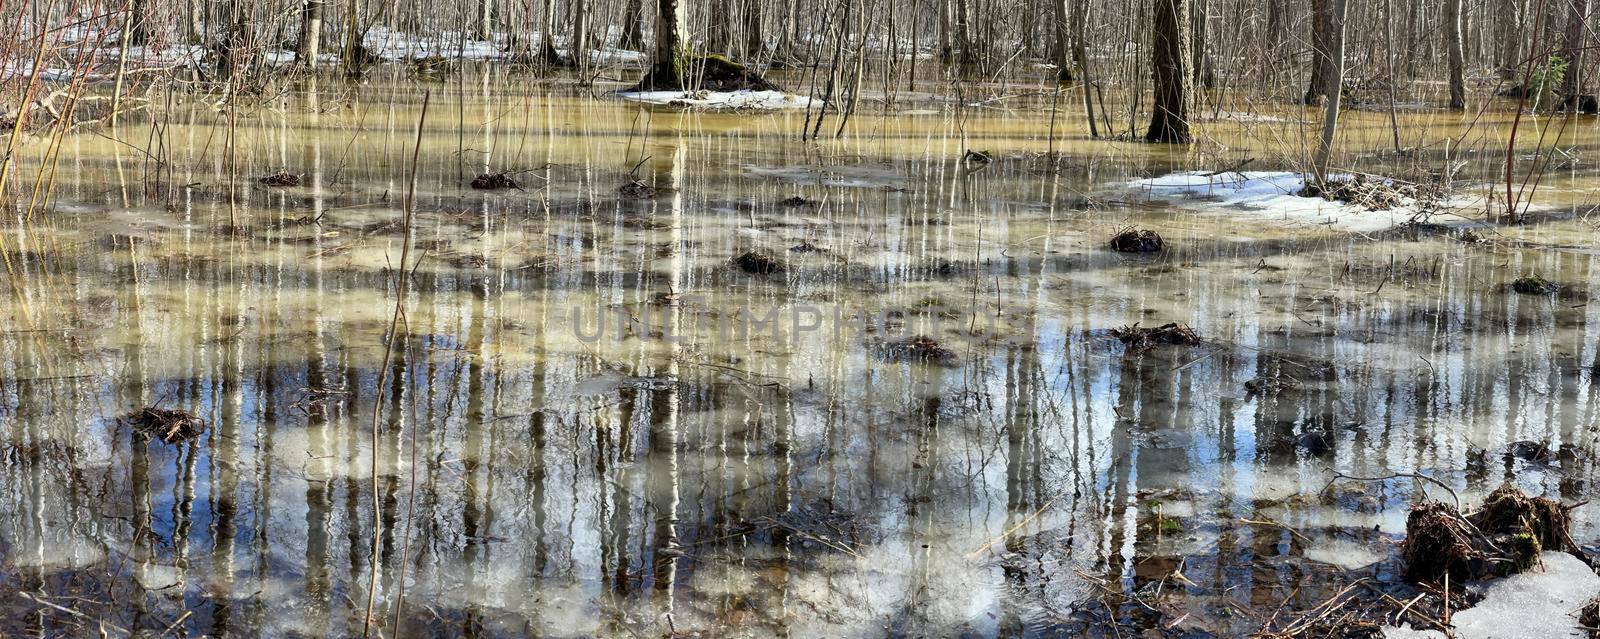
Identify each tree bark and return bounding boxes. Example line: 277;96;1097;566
569;0;588;65
1445;0;1465;108
709;0;733;53
645;0;689;86
1192;0;1214;88
1498;0;1524;78
619;0;645;50
296;0;324;68
1146;0;1191;143
1053;0;1073;81
1563;0;1590;108
539;0;561;63
128;0;149;46
1074;0;1097;136
1312;0;1350;187
939;0;954;63
744;0;764;58
1304;0;1339;104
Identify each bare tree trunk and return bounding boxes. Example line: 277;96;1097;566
1192;0;1214;88
951;0;973;65
939;0;954;63
642;0;689;87
619;0;646;49
539;0;561;62
709;0;732;53
779;0;799;56
1304;0;1337;104
128;0;149;46
1562;0;1590;109
1146;0;1191;143
1053;0;1073;81
1266;0;1282;59
1312;0;1350;187
1499;0;1524;77
1074;0;1098;136
744;0;764;57
569;0;588;64
1445;0;1465;108
296;0;324;68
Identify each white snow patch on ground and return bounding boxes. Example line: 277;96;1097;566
1450;551;1600;639
1382;625;1446;639
1382;551;1600;639
1128;171;1443;233
616;90;822;110
1304;538;1385;570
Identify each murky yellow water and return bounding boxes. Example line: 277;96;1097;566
2;78;1599;637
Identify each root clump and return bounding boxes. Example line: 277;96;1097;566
629;54;783;92
1512;275;1559;295
1109;227;1164;253
1402;484;1577;584
259;172;303;187
1111;322;1201;352
732;250;785;275
124;406;207;444
618;180;660;199
1297;173;1415;211
1245;375;1299;395
881;335;956;365
470;173;520;190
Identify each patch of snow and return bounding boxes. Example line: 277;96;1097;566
1448;551;1600;639
589;47;646;65
1128;171;1447;233
1304;538;1385;570
1203;110;1295;123
1382;625;1447;639
616;90;822;111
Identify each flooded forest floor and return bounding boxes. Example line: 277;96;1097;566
2;74;1600;637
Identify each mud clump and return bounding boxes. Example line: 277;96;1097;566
470;173;520;190
1111;322;1201;352
1505;440;1557;464
1512;275;1559;295
628;54;783;92
259;172;303;187
618;180;660;199
1109;227;1164;253
1402;484;1576;584
124;406;207;444
881;335;956;365
732;250;785;275
1245;375;1299;396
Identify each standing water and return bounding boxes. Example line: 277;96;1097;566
2;80;1599;638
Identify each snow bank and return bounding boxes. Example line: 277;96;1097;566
615;90;822;111
1381;551;1600;639
1128;170;1424;233
1451;551;1600;639
0;25;647;82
